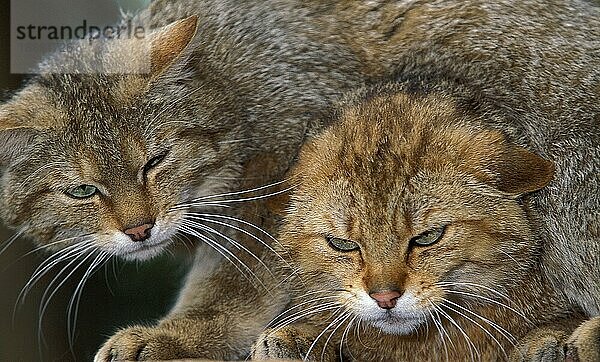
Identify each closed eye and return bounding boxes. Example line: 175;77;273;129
143;152;167;175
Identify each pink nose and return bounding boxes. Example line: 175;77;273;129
124;223;153;242
369;290;402;309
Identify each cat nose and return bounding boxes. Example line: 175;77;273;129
123;223;154;242
369;290;402;309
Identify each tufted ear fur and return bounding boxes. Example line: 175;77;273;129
149;15;199;78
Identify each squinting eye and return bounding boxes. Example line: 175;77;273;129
411;226;447;246
144;153;167;174
67;185;98;199
327;236;360;252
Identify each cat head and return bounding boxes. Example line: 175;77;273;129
0;16;246;261
282;85;554;335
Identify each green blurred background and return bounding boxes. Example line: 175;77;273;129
0;1;192;361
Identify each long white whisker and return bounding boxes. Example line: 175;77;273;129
440;300;510;359
181;178;291;203
179;222;269;292
270;302;342;334
0;229;24;257
67;251;111;350
182;218;275;278
184;213;288;264
173;185;296;209
269;298;342;330
37;249;96;348
444;298;518;346
304;307;348;361
320;312;352;362
433;303;479;362
442;288;530;323
18;240;93;303
340;314;359;362
437;282;511;302
426;307;449;362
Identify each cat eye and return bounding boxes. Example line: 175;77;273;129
67;184;98;199
143;153;167;174
327;236;360;252
411;226;447;246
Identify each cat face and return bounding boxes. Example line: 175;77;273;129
0;17;245;261
282;89;554;335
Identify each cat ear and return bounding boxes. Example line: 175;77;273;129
149;15;199;78
490;145;555;197
0;112;38;165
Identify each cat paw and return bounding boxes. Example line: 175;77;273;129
564;316;600;362
94;326;190;361
252;327;307;360
251;326;334;361
509;328;568;362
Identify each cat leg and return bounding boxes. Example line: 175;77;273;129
95;241;290;361
564;316;600;362
252;323;338;362
509;318;584;362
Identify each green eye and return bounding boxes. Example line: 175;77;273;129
411;226;447;246
67;185;98;199
327;236;360;252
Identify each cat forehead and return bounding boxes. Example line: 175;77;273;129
37;74;148;121
300;90;505;183
292;90;507;226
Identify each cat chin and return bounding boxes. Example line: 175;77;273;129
361;307;427;335
119;241;171;261
368;317;425;335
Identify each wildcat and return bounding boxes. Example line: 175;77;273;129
252;77;599;361
0;0;598;360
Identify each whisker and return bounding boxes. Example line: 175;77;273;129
269;302;342;334
37;248;96;349
178;222;270;293
433;303;479;362
444;298;518;346
171;184;296;212
320;312;352;362
6;234;95;273
440;299;511;359
67;251;111;350
437;282;511;302
269;296;342;329
426;307;450;362
340;314;359;362
0;229;24;257
442;288;530;324
304;307;349;361
178;178;291;203
182;218;275;278
183;213;288;264
16;239;93;310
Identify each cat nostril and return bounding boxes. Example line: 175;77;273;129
369;290;402;309
123;223;154;242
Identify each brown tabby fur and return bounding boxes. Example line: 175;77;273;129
252;79;598;361
0;0;597;360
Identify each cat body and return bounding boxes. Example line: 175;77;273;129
253;76;598;361
0;0;598;360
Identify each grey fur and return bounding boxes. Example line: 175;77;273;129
0;0;598;359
